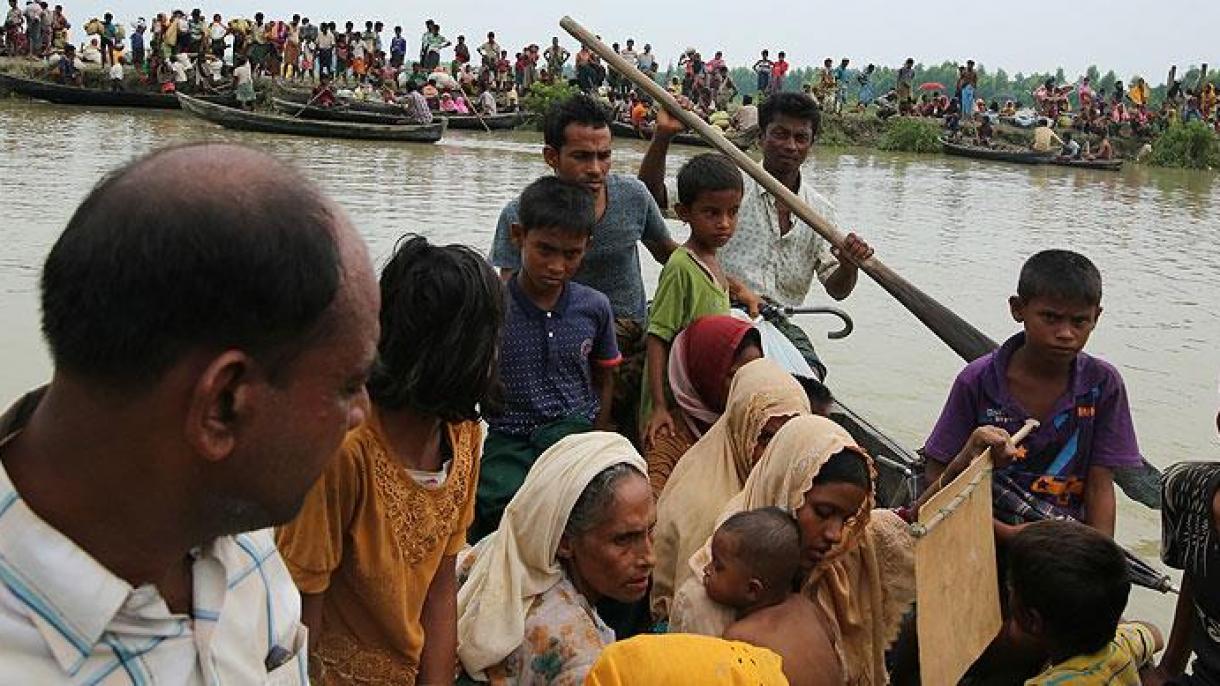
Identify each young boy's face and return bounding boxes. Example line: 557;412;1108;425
511;225;589;293
675;188;741;250
703;530;756;609
1009;295;1102;362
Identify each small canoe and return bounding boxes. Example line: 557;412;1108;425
273;86;528;130
177;94;446;142
609;119;756;151
0;72;236;109
1050;157;1123;171
940;138;1054;165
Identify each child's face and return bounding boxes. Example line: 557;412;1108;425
1008;296;1102;363
511;225;589;293
676;188;741;250
703;531;756;609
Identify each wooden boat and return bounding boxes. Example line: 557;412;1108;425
273;86;528;130
0;72;236;109
1050;157;1123;171
177;94;446;142
940;138;1054;165
831;400;920;508
609;119;756;150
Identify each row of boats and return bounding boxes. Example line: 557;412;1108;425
1;73;761;149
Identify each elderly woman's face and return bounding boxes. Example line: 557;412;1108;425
559;473;656;604
794;482;868;573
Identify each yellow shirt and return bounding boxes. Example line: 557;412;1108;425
1032;126;1063;152
1025;623;1158;686
277;411;482;685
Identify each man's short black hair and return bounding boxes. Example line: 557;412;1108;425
1008;520;1130;656
759;91;821;137
718;507;801;594
517;176;595;237
543;93;611;150
1017;249;1102;306
367;235;504;421
40;145;342;388
676;153;743;206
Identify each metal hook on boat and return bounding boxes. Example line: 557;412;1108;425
766;305;854;339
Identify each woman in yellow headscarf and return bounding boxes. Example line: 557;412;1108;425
1128;77;1150;108
671;415;915;686
650;358;810;621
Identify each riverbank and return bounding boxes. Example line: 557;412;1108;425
814;110;1160;159
3;56;1215;168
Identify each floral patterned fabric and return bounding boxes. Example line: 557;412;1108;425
457;555;614;686
720;175;840;307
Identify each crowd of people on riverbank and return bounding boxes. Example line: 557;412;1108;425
7;0;1219;148
1;83;1218;686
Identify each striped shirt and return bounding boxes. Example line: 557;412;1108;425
0;390;309;685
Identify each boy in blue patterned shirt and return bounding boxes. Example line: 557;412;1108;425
471;176;621;542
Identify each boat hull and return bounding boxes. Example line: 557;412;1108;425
609;119;755;150
941;138;1054;165
1;72;235;109
178;94;446;142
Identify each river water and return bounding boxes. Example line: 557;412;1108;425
1;98;1218;627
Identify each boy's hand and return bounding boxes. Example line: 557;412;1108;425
831;232;874;268
733;282;763;318
965;425;1019;468
644;407;677;449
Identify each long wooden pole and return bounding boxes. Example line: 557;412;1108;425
560;16;998;361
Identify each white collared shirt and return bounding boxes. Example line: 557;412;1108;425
0;452;308;684
721;174;840;307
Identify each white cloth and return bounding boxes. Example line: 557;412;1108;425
721;175;840;307
0;462;307;685
456;432;646;679
109;63;123;79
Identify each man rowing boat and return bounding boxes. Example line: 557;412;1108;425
638;92;874;378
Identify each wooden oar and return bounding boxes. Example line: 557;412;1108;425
455;79;492;133
560;16;998;361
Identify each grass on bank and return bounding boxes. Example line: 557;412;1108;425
877;117;943;153
1148;121;1219;169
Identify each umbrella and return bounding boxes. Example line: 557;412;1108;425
992;471;1176;594
919;82;946;91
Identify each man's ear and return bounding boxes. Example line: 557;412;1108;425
542;145;560;172
1008;295;1025;323
510;222;526;249
184;350;261;464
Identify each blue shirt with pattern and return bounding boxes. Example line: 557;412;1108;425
487;277;622;437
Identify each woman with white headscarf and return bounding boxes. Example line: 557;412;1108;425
456;432;654;685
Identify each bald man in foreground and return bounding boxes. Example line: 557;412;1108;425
0;144;380;683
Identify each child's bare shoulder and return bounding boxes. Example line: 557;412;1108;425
726;595;824;638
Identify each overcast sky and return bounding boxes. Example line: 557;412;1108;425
78;0;1217;83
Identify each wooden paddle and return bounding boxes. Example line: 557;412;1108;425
560;16;998;362
455;78;492;133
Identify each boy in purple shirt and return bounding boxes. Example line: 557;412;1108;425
923;249;1142;540
471;176;622;542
